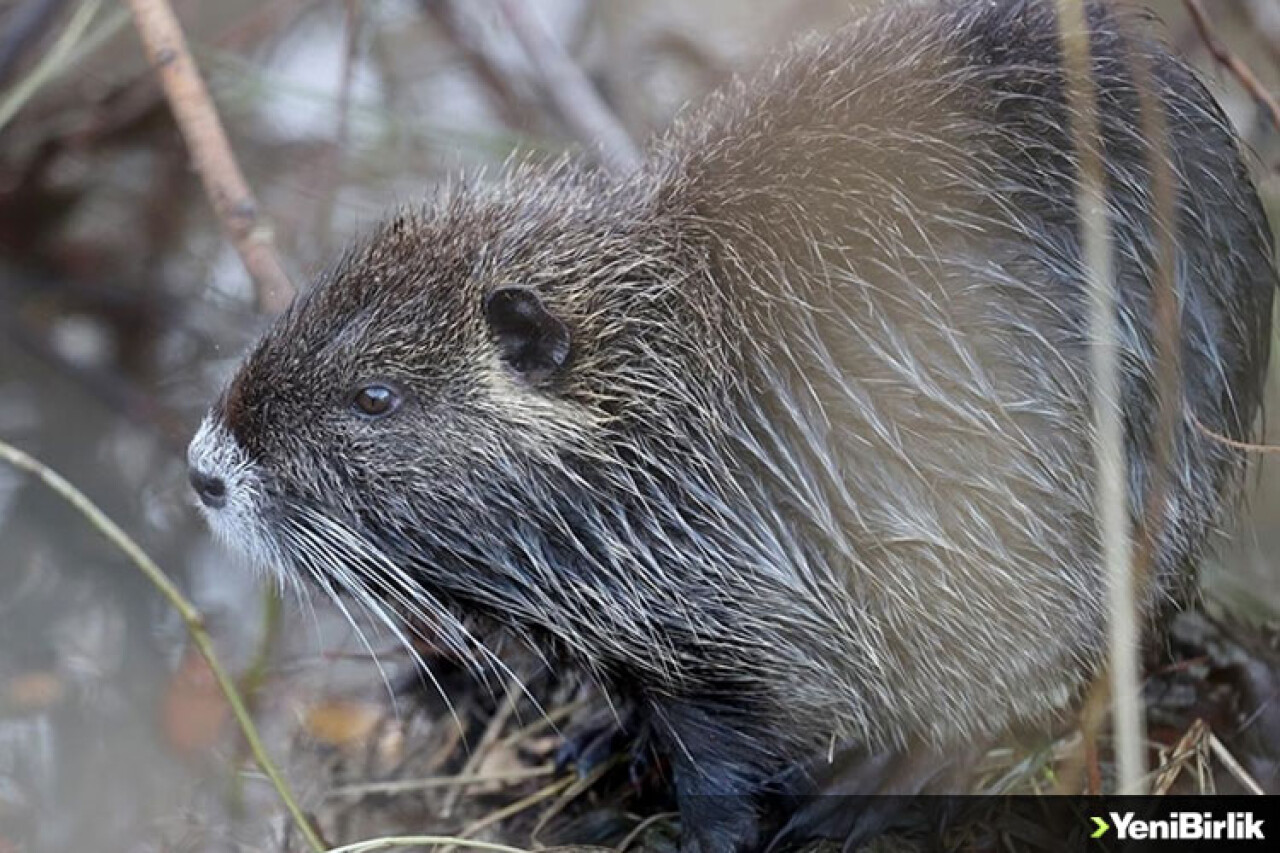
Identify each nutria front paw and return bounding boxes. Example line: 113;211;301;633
556;705;653;784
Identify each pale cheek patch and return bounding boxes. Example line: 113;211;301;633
186;415;294;589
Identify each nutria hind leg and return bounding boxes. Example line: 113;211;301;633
765;739;990;852
669;752;764;853
648;699;777;853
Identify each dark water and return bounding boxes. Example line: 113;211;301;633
0;340;203;851
0;334;410;851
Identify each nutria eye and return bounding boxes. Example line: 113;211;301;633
352;384;400;418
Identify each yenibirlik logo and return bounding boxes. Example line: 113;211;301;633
1090;811;1265;842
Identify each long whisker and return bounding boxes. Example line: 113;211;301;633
281;516;402;713
286;510;468;736
294;506;558;741
350;530;551;729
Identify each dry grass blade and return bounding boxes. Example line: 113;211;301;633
529;758;617;844
326;764;554;799
1151;718;1209;794
1054;0;1146;793
0;0;102;132
617;811;679;853
1192;409;1280;454
442;774;577;853
0;439;327;853
442;677;524;817
1208;731;1267;795
495;696;585;750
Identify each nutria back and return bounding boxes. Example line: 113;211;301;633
188;1;1274;850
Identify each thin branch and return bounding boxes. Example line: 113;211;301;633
1055;0;1146;793
0;439;326;853
492;0;639;173
1185;0;1280;132
125;0;295;313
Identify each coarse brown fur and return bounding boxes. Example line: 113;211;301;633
189;1;1275;850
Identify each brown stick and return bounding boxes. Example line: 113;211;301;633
125;0;295;314
1185;0;1280;133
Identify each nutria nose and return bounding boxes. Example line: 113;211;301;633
189;468;227;509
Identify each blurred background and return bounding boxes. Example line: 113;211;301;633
0;0;1277;851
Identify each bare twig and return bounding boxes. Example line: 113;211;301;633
1055;0;1146;793
0;440;326;853
492;0;639;173
1185;0;1280;132
125;0;295;313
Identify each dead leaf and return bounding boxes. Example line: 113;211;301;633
4;670;65;713
162;645;230;757
304;699;383;749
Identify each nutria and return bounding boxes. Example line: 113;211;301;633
188;0;1274;849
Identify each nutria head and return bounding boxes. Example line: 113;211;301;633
185;164;728;674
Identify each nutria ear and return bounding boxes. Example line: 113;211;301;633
484;286;571;382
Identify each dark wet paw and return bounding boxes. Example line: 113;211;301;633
555;710;636;777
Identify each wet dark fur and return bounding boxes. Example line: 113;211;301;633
190;1;1275;851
